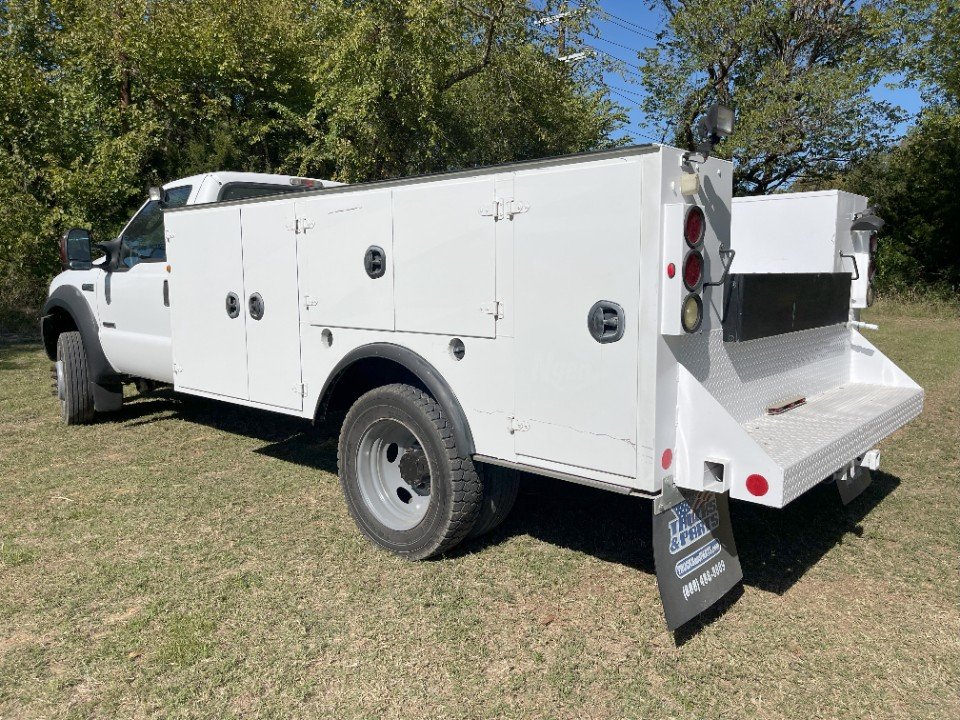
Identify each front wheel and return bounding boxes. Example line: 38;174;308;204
338;384;482;560
55;331;95;425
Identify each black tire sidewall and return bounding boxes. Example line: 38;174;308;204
339;389;457;557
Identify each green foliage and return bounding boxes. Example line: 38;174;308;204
638;0;903;195
837;109;960;294
0;0;622;329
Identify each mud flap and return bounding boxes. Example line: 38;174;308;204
653;483;743;630
835;464;873;505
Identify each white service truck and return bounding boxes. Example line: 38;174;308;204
42;137;923;629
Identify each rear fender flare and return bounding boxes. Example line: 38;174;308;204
315;343;475;456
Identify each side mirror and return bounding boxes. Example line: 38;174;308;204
60;228;93;270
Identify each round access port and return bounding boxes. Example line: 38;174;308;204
448;338;466;361
320;329;333;348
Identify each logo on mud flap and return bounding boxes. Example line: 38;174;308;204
668;493;720;555
674;539;721;578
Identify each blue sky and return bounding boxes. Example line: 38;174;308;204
581;0;923;141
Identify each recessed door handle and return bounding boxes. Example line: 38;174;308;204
248;292;265;320
225;292;240;319
588;301;625;344
364;246;386;279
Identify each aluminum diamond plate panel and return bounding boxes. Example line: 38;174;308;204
744;384;924;504
672;326;851;424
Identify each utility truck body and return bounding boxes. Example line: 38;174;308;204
42;146;922;629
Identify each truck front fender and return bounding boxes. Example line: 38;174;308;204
316;343;476;456
41;285;123;411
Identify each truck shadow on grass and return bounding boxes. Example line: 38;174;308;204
117;390;901;638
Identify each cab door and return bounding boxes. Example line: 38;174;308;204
97;185;193;382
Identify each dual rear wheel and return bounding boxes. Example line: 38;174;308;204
338;383;519;560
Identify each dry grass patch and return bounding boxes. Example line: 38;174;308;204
0;301;957;719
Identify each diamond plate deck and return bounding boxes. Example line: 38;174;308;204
673;326;851;424
743;383;924;504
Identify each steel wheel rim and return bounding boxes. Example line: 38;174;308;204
356;418;432;531
55;361;65;401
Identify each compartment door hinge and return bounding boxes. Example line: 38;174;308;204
288;217;316;235
480;300;504;319
303;295;318;310
293;383;308;398
507;416;529;434
479;199;528;221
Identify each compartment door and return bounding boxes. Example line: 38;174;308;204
513;162;642;479
393;178;497;338
240;202;304;411
167;206;248;399
297;190;394;330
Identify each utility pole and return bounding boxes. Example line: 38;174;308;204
557;1;568;57
537;1;581;61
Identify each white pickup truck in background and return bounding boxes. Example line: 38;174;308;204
41;123;923;629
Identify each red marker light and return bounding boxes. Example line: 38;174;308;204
667;263;676;278
746;474;769;497
661;449;673;470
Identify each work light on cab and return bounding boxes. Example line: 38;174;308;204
684;205;705;247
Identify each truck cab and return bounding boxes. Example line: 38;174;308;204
42;172;335;411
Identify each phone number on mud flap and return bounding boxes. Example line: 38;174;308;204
681;560;727;601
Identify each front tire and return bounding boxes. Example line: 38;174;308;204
338;384;482;560
55;331;95;425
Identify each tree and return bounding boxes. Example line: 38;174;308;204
837;110;960;293
292;0;621;181
637;0;902;195
0;1;623;329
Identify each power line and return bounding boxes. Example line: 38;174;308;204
597;10;659;42
597;8;659;40
587;32;650;57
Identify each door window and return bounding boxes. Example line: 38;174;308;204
120;185;191;267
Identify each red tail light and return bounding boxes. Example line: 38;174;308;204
684;206;705;247
683;251;703;291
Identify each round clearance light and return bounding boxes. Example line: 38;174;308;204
667;262;676;279
684;206;706;247
746;473;769;497
661;449;673;470
683;250;704;291
681;294;703;333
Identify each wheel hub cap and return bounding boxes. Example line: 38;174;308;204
356;419;433;531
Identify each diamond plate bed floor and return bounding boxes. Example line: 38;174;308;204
743;383;924;504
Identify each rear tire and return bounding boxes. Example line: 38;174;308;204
469;465;520;539
55;331;95;425
338;384;482;560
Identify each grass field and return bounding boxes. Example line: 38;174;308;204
1;302;958;719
